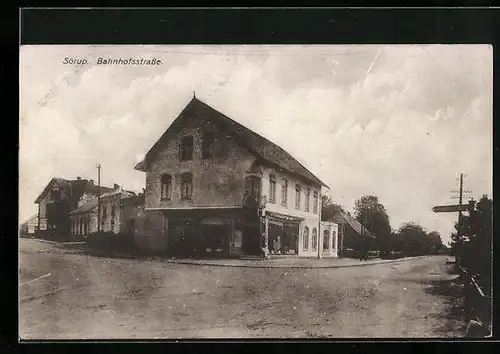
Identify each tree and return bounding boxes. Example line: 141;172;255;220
454;195;492;291
426;231;444;255
397;222;430;256
321;195;345;222
354;195;392;254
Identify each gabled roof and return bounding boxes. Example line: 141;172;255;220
34;178;70;203
100;189;136;199
69;198;98;215
135;97;328;188
333;212;376;239
34;177;114;203
21;214;38;226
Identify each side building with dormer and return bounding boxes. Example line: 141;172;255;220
34;177;114;241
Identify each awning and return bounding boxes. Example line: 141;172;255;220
265;211;304;224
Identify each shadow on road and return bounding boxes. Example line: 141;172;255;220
424;265;467;337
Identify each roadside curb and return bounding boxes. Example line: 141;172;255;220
29;238;86;246
164;256;429;269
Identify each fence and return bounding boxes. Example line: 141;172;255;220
458;266;492;337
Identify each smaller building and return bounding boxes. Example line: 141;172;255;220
332;212;376;255
34;176;114;240
19;214;38;238
319;221;339;258
69;184;143;239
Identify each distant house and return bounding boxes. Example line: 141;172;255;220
19;214;38;238
69;184;144;239
34;177;114;240
332;212;376;253
134;96;338;259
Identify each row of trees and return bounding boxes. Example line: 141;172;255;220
322;195;446;257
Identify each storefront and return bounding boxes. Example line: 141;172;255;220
266;211;303;256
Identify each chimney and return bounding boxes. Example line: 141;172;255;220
77;176;81;181
90;179;94;185
114;183;120;190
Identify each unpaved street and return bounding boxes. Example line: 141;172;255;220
19;239;465;339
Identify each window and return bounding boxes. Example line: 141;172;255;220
269;174;276;203
332;231;337;249
161;174;172;200
181;173;193;200
323;230;330;250
111;204;116;228
295;184;301;209
179;136;194;161
313;191;319;214
84;217;88;236
245;176;261;205
79;217;83;235
201;132;215;159
304;188;310;212
51;188;61;201
312;228;318;250
303;227;309;250
281;179;288;206
101;205;106;228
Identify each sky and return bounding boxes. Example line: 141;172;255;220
19;45;492;244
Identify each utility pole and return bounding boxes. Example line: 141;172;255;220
97;164;101;232
458;173;464;223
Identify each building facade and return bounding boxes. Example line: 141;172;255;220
69;185;143;239
34;177;113;240
135;97;338;259
332;212;376;255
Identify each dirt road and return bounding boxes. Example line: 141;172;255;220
19;239;465;339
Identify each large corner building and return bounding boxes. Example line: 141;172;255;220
134;97;338;259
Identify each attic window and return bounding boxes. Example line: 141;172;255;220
51;188;61;201
201;132;215;159
179;136;194;161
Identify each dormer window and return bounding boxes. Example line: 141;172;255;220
179;136;194;161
